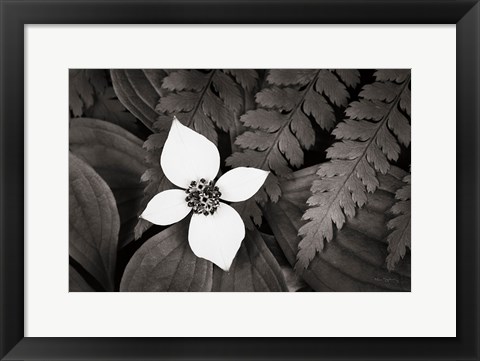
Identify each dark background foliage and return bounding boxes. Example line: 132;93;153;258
69;69;411;292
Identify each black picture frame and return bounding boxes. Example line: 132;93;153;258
1;0;478;360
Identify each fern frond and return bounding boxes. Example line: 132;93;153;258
386;174;411;271
155;69;248;144
297;69;411;269
227;69;356;200
69;69;108;117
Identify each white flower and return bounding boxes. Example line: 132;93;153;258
140;117;269;271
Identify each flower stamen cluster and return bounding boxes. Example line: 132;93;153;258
185;178;221;216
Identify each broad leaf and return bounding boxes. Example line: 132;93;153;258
212;230;288;292
69;118;148;246
265;165;411;291
120;220;213;292
69;265;95;292
261;233;307;292
84;86;142;137
231;197;263;230
69;154;119;291
110;69;169;130
121;221;287;292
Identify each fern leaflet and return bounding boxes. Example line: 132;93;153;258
223;69;259;92
386;174;411;271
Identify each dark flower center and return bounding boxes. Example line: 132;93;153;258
185;178;221;216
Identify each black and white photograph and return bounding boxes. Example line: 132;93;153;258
69;69;411;292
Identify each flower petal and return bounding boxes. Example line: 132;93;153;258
188;203;245;271
161;117;220;188
215;167;270;202
140;189;191;226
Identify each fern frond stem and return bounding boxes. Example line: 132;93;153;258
257;70;269;92
387;215;411;270
230;86;253;154
306;75;411;240
186;70;216;127
393;217;410;247
230;110;244;154
258;70;321;171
